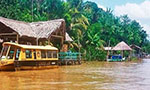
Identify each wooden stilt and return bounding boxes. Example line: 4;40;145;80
107;50;109;61
61;37;64;48
16;34;19;44
65;60;67;65
36;38;39;45
48;38;50;45
129;51;132;60
122;50;124;58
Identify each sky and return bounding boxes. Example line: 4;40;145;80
85;0;150;39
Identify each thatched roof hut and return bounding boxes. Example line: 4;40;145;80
112;41;132;51
130;44;142;58
130;44;141;50
0;17;71;45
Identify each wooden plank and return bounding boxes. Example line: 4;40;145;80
51;35;63;38
0;36;17;38
0;32;17;36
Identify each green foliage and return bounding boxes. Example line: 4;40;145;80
84;46;106;61
0;0;150;61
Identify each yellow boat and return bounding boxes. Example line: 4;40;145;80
0;42;59;71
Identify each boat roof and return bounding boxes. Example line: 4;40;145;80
3;42;58;50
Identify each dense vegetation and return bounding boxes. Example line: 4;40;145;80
0;0;150;60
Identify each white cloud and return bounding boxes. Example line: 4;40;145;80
143;24;150;38
98;4;106;11
114;0;150;39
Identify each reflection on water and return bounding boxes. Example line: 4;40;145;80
0;59;150;90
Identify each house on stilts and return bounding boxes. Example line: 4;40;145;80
0;17;81;65
0;17;70;49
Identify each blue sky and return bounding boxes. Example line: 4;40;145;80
85;0;144;9
85;0;150;38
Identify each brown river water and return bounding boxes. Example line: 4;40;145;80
0;59;150;90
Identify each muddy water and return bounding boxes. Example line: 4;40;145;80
0;59;150;90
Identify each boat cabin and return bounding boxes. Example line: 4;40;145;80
0;42;59;71
0;42;58;61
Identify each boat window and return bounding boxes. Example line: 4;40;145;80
41;50;46;58
53;51;57;58
0;45;9;59
47;51;52;58
7;46;15;59
26;50;32;58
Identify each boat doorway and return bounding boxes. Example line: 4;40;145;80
34;50;36;59
15;48;21;60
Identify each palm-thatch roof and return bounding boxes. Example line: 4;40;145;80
0;39;3;43
104;47;113;51
0;17;35;37
65;33;73;42
30;19;65;39
0;17;65;39
130;44;141;50
112;41;132;51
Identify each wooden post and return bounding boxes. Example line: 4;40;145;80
61;37;64;46
122;50;124;58
16;34;19;44
61;37;64;51
48;38;50;45
129;50;132;60
107;50;109;61
36;38;39;45
0;47;4;57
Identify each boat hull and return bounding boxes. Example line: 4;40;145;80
107;59;125;62
0;60;59;71
0;64;15;71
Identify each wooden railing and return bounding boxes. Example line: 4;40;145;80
59;52;81;61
